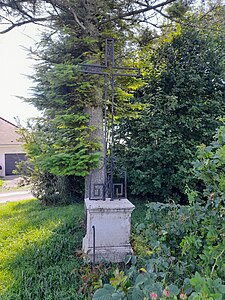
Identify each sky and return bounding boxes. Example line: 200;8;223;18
0;25;42;125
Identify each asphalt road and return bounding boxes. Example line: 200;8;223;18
0;191;34;204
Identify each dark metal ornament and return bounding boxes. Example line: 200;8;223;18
78;38;140;200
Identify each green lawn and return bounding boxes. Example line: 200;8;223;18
0;199;85;300
0;198;144;299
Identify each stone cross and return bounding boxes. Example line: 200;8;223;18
79;38;141;201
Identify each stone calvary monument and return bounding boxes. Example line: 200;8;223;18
79;38;140;263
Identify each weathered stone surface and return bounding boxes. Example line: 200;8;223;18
82;197;135;263
84;105;105;199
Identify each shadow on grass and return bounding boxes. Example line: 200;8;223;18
0;200;86;300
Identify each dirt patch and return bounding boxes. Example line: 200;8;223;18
0;177;31;192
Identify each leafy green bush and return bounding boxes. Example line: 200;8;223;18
31;171;84;205
92;197;225;299
93;270;225;299
116;24;225;203
193;124;225;206
135;200;224;281
93;125;225;299
16;159;84;205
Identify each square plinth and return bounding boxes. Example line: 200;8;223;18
82;198;135;263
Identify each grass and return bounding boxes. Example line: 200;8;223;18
0;198;146;300
0;199;85;300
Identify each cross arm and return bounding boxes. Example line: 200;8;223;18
78;64;107;75
112;66;141;77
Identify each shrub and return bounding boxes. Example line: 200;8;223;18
93;125;225;299
31;171;84;205
16;158;84;205
92;197;225;299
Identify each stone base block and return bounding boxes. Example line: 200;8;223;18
82;198;135;263
83;243;134;263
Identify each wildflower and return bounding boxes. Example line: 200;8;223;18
162;289;170;298
180;293;186;299
150;292;158;299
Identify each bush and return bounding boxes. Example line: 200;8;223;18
137;199;224;279
116;26;225;203
92;198;224;299
93;270;225;300
92;125;225;299
31;171;84;205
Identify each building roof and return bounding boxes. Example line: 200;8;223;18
0;117;22;145
0;117;18;128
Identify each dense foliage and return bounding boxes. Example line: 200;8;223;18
116;18;225;202
93;126;225;299
19;29;142;204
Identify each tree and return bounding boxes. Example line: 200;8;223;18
1;0;223;205
17;31;102;204
0;0;185;34
19;23;144;204
116;13;225;203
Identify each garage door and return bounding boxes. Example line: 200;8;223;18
5;153;27;176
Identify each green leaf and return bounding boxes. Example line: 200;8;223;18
112;292;124;300
210;294;222;300
169;284;180;296
124;255;132;265
104;284;116;292
131;287;144;300
135;273;149;286
218;284;225;294
93;285;115;300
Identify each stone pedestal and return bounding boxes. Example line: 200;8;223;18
82;198;135;263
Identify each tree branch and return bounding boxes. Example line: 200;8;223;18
0;0;177;34
0;16;50;33
105;0;177;23
154;7;172;19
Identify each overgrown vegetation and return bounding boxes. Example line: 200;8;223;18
92;126;225;299
92;197;224;299
30;171;84;205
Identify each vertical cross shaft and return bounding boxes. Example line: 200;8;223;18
78;38;140;200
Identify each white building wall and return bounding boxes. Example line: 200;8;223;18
0;144;25;177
